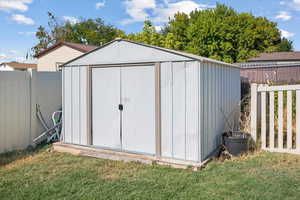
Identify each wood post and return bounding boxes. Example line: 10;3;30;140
278;91;283;149
261;92;266;149
269;92;275;149
287;91;292;149
250;83;258;142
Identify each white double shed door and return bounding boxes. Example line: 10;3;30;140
92;65;156;155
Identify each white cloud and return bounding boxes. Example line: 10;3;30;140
154;25;162;31
279;1;286;5
122;0;212;24
96;1;105;9
275;11;292;21
0;51;35;63
293;0;300;10
0;0;33;12
9;50;18;54
15;56;26;62
122;0;156;24
18;31;35;35
11;14;34;24
0;53;8;60
280;29;295;38
153;0;209;23
63;16;79;25
283;0;300;11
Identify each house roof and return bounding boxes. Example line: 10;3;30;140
35;41;99;58
0;62;37;69
248;52;300;62
63;39;239;68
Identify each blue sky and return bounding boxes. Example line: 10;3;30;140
0;0;299;63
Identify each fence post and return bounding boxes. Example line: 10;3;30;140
251;83;258;142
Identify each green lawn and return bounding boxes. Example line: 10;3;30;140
1;146;300;200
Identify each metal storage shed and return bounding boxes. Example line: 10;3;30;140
61;39;240;164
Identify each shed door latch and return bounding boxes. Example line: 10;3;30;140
118;104;123;111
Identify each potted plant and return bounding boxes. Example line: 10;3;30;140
220;95;251;156
222;131;250;156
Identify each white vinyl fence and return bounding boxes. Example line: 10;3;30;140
251;83;300;154
0;70;61;153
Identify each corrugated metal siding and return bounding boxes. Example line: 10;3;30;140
62;66;88;145
185;62;200;161
160;61;240;162
63;61;240;163
161;61;200;162
200;62;240;160
62;41;240;163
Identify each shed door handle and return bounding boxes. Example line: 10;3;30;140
118;104;123;111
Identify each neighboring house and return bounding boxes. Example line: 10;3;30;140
237;52;300;84
0;62;37;71
35;41;98;71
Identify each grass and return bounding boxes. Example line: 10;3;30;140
1;146;300;200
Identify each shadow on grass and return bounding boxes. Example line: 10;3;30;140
0;143;50;167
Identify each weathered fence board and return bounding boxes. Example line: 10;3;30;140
278;91;283;149
297;91;300;150
269;92;275;149
287;91;292;149
261;92;266;149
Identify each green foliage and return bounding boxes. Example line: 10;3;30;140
163;13;190;51
126;20;164;47
177;4;282;63
277;38;294;52
127;4;289;63
33;5;294;63
31;12;124;56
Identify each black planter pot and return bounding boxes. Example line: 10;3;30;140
223;131;249;156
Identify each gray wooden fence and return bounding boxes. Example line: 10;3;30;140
0;70;61;153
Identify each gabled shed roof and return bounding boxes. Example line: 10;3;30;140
63;39;238;68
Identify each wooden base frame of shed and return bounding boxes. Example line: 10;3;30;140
53;142;213;170
61;39;240;169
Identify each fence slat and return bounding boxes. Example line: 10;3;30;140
297;90;300;150
269;92;275;149
278;91;284;149
287;91;292;149
251;84;257;142
261;92;266;149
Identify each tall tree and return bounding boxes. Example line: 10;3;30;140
163;13;190;50
277;38;293;52
126;20;164;47
31;12;124;56
163;4;291;63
